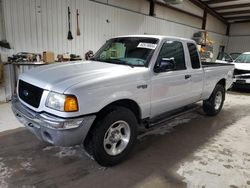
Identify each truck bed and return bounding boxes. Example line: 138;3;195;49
202;62;233;68
201;61;234;100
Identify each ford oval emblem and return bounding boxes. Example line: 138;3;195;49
23;90;29;97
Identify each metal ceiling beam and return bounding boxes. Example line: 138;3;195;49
214;3;250;10
221;10;250;16
225;15;250;20
206;0;238;4
188;0;227;24
232;19;250;23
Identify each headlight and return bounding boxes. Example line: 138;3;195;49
46;92;78;112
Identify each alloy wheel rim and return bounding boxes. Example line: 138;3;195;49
214;91;223;110
103;120;131;156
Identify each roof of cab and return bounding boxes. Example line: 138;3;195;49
113;34;196;43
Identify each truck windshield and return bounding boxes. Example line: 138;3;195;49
235;54;250;63
92;37;159;67
230;53;241;60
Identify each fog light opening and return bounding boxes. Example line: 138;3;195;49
43;131;53;144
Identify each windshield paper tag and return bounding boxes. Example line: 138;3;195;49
137;43;157;50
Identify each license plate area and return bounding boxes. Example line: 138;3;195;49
236;80;246;84
15;112;40;129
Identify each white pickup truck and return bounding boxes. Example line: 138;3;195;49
12;35;234;166
216;52;250;87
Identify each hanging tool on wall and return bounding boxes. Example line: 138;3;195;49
76;9;81;36
67;6;73;40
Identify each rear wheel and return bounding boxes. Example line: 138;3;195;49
85;106;138;167
203;84;225;116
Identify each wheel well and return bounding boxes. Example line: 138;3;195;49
97;99;141;123
83;99;141;148
217;79;226;88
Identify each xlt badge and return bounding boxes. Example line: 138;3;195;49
137;84;147;89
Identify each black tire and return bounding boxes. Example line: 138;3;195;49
85;106;138;167
230;83;237;90
203;84;225;116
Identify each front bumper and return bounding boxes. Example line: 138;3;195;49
234;74;250;85
11;96;96;146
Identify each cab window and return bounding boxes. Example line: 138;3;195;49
187;43;201;69
157;41;186;70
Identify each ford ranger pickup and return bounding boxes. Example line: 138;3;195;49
12;35;234;166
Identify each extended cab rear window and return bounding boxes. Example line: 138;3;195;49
187;43;201;69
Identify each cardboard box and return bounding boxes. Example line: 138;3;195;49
62;53;71;61
43;51;55;63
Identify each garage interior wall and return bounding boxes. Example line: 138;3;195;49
226;23;250;53
0;0;228;102
1;0;228;55
154;4;202;29
206;13;227;35
0;0;4;40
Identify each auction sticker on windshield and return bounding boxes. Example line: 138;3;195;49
137;43;157;50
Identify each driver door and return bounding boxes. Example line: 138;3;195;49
150;40;192;118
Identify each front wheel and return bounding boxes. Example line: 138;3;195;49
203;84;225;116
86;106;138;167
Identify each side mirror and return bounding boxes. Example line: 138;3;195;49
155;58;176;73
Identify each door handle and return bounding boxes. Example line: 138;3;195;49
185;75;191;79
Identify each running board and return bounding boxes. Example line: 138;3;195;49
147;104;199;128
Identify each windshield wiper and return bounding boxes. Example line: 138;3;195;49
104;59;134;68
90;57;102;62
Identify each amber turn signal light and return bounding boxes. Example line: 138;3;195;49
64;95;78;112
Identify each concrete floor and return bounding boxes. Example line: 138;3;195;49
1;90;250;188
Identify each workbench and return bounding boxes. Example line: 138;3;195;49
2;62;47;101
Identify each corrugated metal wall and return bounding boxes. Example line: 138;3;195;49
0;0;5;40
0;0;228;102
2;0;227;56
83;1;203;52
2;0;85;55
226;36;250;53
206;14;227;35
226;23;250;53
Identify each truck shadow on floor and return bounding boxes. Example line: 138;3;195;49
0;104;249;188
228;87;250;95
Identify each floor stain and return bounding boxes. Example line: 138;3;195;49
1;92;250;188
177;92;250;188
223;164;233;169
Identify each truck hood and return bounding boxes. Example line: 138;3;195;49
19;61;148;93
233;63;250;71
